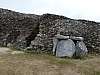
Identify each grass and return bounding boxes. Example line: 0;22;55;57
0;49;100;75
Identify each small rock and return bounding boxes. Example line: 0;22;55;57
11;51;24;54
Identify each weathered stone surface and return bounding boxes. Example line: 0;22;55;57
70;36;84;41
56;39;75;57
75;41;88;57
55;34;69;39
53;37;58;55
53;34;69;55
53;34;87;57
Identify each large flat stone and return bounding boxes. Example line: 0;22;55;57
56;39;75;57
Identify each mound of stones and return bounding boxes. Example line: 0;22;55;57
0;8;40;49
31;14;100;54
0;8;100;56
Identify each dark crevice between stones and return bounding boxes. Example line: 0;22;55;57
25;24;40;47
72;40;77;46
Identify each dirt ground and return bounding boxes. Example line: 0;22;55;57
0;47;11;54
0;47;100;75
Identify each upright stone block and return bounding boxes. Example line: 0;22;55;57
56;39;76;57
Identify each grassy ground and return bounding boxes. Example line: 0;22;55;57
0;50;100;75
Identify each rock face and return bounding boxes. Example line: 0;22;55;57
0;8;99;54
75;41;88;57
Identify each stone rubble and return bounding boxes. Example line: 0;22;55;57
0;8;40;50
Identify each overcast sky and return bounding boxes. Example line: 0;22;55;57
0;0;100;22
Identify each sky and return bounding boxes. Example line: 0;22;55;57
0;0;100;22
